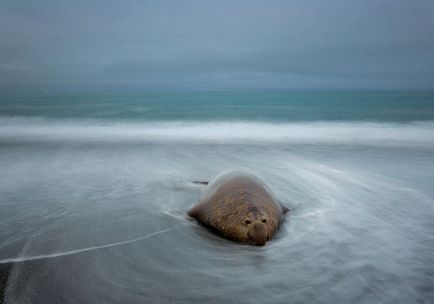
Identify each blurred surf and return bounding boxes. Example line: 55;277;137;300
1;90;433;303
1;117;434;146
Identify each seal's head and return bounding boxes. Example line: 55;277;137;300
244;218;269;246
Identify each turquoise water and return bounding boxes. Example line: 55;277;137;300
2;90;434;122
1;90;434;304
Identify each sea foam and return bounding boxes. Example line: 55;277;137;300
1;116;434;146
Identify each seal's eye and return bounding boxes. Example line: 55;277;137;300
244;220;251;225
262;219;267;223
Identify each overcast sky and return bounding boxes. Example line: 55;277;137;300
1;0;434;90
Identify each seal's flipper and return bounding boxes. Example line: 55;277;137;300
187;204;203;218
192;181;209;185
279;202;290;214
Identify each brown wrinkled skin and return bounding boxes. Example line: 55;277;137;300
188;171;288;246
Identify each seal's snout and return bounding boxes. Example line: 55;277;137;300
248;221;268;246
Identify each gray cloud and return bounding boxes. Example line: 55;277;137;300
1;0;434;89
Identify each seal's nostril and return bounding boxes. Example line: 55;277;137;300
245;219;251;225
262;219;267;223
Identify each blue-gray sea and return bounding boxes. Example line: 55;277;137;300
1;90;434;303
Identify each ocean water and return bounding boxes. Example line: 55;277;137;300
0;90;434;304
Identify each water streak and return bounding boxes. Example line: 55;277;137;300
0;227;179;264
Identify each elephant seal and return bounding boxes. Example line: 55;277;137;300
188;171;288;246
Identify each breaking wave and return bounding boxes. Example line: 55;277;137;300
1;116;434;146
